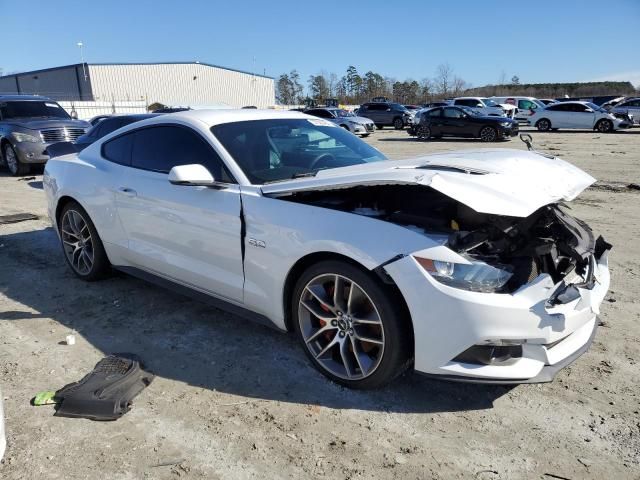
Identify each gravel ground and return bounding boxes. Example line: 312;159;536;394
0;126;639;479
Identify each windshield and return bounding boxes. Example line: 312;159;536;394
460;106;481;116
334;109;354;118
211;118;387;184
586;102;607;113
0;100;71;119
481;98;498;107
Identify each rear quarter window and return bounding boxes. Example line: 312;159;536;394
101;133;133;166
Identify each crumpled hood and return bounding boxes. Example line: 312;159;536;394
6;117;90;130
261;149;595;218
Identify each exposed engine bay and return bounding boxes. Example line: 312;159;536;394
282;184;611;293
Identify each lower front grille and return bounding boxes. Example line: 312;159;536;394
40;127;86;143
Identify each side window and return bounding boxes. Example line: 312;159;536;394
102;132;133;165
518;100;536;110
99;119;126;138
630;100;640;107
427;108;442;117
443;107;464;119
131;125;234;182
572;104;588;112
88;122;105;139
315;110;332;119
547;104;565;111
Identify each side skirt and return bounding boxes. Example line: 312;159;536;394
115;265;285;332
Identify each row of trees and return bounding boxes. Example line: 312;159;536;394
276;64;469;105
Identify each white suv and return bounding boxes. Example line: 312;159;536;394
529;101;631;132
490;96;546;124
450;97;506;117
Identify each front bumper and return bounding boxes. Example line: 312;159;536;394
384;251;610;383
498;124;519;138
14;140;51;164
353;123;375;135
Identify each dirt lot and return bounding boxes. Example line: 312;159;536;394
1;126;639;479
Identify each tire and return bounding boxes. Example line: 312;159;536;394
292;260;412;389
376;124;384;130
393;118;404;130
361;134;370;138
595;119;613;133
479;126;498;142
417;125;432;141
58;201;111;281
536;118;551;132
3;143;30;176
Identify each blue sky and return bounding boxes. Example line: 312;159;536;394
2;0;639;88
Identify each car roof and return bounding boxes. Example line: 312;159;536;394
0;94;54;102
113;108;312;129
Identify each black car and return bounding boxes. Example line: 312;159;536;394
409;106;518;142
74;114;161;151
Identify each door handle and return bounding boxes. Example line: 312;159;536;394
117;187;137;197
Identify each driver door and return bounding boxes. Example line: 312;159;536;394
112;124;245;303
441;107;468;136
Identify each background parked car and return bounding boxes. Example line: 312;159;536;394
305;107;375;136
490;96;547;124
611;97;640;125
539;98;557;106
74;114;162;150
450;97;506;117
412;106;518;142
88;114;112;126
357;102;413;129
529;101;631;132
0;95;89;175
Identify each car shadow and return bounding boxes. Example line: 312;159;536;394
0;227;513;414
28;181;43;189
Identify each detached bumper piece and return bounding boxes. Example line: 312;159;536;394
54;354;154;421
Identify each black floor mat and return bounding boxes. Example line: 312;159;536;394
0;213;38;224
54;354;154;421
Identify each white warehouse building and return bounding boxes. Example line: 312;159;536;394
0;61;275;108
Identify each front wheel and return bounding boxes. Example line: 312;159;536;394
59;202;111;281
596;119;613;133
417;125;432;141
292;260;412;389
479;126;498;142
393;118;404;130
3;143;30;176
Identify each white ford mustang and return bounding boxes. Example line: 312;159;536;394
43;109;611;389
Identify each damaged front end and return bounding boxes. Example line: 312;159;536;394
281;184;611;297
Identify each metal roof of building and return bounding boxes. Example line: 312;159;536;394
0;61;273;80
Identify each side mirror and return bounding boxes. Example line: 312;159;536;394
168;164;215;186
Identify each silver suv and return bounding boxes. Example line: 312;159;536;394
0;95;89;175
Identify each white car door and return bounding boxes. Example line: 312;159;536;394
569;103;596;129
546;103;570;127
112;124;245;303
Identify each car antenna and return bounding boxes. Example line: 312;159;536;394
519;133;555;159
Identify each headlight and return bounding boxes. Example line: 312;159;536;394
500;122;512;127
12;131;41;143
414;255;513;293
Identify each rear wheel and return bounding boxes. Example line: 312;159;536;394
393;118;404;130
595;119;613;133
536;118;551;131
3;143;30;176
376;124;384;130
479;126;498;142
59;201;111;281
292;260;412;389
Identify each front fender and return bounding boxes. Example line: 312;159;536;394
240;192;454;329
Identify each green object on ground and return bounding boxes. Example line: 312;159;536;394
32;391;58;406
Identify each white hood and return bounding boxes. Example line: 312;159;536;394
261;149;595;218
